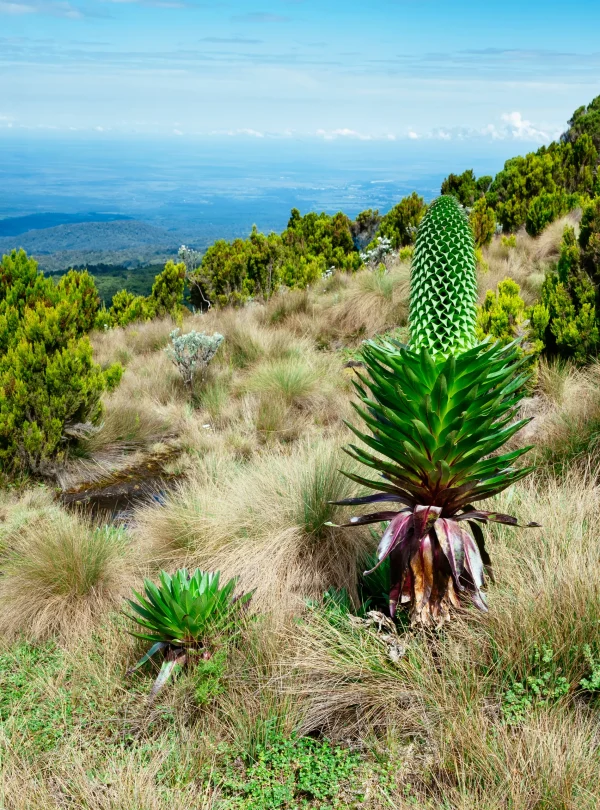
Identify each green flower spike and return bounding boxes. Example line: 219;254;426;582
409;195;478;357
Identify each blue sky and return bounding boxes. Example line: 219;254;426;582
1;0;600;144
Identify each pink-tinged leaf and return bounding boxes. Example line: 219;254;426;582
434;518;465;589
470;589;488;612
412;504;442;540
462;529;485;591
388;545;411;618
456;510;541;528
389;579;402;618
419;532;434;607
364;513;412;574
467;520;495;583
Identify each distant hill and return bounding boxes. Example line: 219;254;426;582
0;220;179;255
0;219;186;273
0;212;132;238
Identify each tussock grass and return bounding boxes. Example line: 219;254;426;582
327;265;410;339
0;506;130;640
135;437;372;610
284;471;600;804
478;215;577;307
91;316;177;368
0;486;63;553
528;359;600;471
242;355;328;406
263;287;312;325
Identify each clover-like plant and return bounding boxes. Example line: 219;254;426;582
333;196;539;626
125;568;251;697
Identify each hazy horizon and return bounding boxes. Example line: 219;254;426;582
0;130;556;242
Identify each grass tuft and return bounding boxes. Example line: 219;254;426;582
0;506;130;640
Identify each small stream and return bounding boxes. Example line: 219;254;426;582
60;454;181;523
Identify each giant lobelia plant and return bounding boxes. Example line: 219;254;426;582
331;195;539;626
125;568;251;697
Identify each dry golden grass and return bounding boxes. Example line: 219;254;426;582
7;216;600;805
478;213;579;307
135;437;372;610
91;315;179;369
0;746;219;810
282;470;600;804
523;359;600;470
0;485;64;552
325;264;410;340
0;503;131;640
262;266;410;348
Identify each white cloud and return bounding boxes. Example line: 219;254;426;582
237;127;264;137
316;128;373;141
212;128;265;137
402;113;555;144
173;128;183;135
479;123;503;140
0;0;83;16
0;2;36;12
500;111;548;141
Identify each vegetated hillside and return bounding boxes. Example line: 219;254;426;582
38;246;180;275
0;219;185;275
0;219;179;256
2;211;600;806
0;211;132;238
47;262;167;304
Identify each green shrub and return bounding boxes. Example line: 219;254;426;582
501;234;517;249
533;226;598;365
469;196;496;246
579;197;600;280
148;260;186;318
95;260;186;328
102;289;151;328
525;190;581;237
436;98;600;234
562;96;600;152
441;169;491;207
56;268;101;332
0;250;111;475
372;192;426;249
188;213;360;308
476;278;544;365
